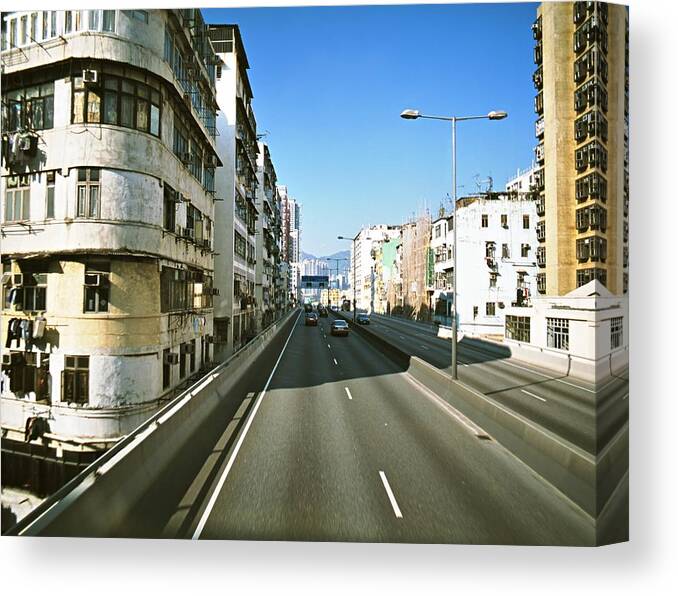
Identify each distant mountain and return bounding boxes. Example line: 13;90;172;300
300;249;350;263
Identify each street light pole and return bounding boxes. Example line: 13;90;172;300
400;108;507;380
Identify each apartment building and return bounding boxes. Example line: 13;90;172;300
1;9;219;492
279;186;301;304
432;194;538;336
505;162;539;194
349;225;400;313
255;142;282;329
533;1;628;296
209;24;259;357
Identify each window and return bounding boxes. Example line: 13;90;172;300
506;316;531;342
45;171;55;219
190;339;196;372
501;214;508;228
84;262;110;312
160;267;192;312
502;243;510;259
523;214;530;229
4;352;49;401
610;316;623;350
162;348;171;389
4;175;30;222
521;244;530;258
62;355;89;404
173;119;189;160
547;317;569;350
486;302;496;316
125;10;149;24
76;168;100;218
481;214;488;228
576;267;607;287
3;83;54;132
22;272;47;311
435;224;441;239
235;231;247;260
485;241;495;259
179;344;187;379
102;10;116;32
473;306;478;319
163;184;177;232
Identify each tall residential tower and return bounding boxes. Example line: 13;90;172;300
533;1;628;296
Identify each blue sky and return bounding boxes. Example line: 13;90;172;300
203;3;538;256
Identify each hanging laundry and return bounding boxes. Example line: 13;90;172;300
33;316;46;339
5;317;22;349
19;319;33;350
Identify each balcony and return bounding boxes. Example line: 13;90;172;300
534;41;543;65
535;117;545;138
536;221;546;243
534;91;544;115
533;66;543;90
532;16;542;40
534;142;545;163
536;196;545;217
536;246;546;268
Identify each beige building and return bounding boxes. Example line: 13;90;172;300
1;10;220;492
533;1;628;295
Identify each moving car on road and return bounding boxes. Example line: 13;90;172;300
356;313;370;325
330;319;350;336
305;312;319;326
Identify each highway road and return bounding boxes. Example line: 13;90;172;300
350;312;629;454
170;310;594;545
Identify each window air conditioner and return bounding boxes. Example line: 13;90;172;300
181;343;195;354
12;273;24;287
82;69;99;85
1;273;12;285
2;353;11;366
164;352;179;365
84;273;103;287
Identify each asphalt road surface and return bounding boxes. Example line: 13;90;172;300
180;310;594;545
350;312;629;454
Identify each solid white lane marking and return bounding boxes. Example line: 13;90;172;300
379;471;403;519
345;387;353;400
192;310;302;540
333;358;338;365
402;373;490;439
521;389;547;403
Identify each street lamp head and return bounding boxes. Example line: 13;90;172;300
488;110;508;120
400;109;420;120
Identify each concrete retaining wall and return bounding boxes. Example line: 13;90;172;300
9;310;299;537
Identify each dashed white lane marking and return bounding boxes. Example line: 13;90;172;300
399;335;405;340
345;387;353;400
521;389;547;403
333;358;338;365
420;345;429;351
327;343;331;348
379;471;403;519
192;310;301;539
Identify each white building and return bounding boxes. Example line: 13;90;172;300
503;280;628;384
505;161;539;194
1;9;219;491
350;225;400;312
279;187;301;304
433;194;538;336
209;23;259;355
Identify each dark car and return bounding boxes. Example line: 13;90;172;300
318;306;328;317
356;313;370;325
305;312;319;326
330;319;349;336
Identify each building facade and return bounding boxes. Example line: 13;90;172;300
209;23;259;357
441;194;539;336
533;1;628;296
1;9;220;490
254;142;282;330
279;186;300;304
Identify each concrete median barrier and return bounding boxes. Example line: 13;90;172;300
8;309;300;537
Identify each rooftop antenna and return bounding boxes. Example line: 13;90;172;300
256;130;270;140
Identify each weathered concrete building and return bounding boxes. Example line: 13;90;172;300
1;9;220;492
279;186;301;304
208;24;259;357
254;142;283;329
431;193;538;336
